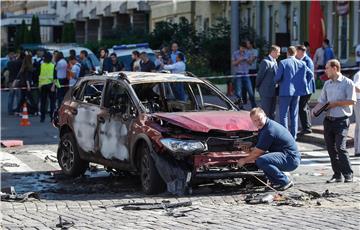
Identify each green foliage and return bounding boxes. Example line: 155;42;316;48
148;17;268;77
62;23;76;43
15;20;28;48
30;15;41;43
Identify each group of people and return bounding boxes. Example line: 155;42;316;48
129;42;186;73
7;48;97;122
6;42;188;122
235;40;360;189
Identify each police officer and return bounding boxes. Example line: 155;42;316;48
312;59;356;183
39;52;56;123
237;107;301;191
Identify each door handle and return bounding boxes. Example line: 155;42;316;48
98;116;105;123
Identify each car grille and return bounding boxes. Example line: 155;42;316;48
206;134;257;152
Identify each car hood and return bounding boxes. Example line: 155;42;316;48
153;111;257;133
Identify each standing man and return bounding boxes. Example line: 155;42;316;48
246;40;259;100
170;42;186;64
38;52;56;122
163;53;186;73
140;52;156;72
353;70;360;157
68;56;81;87
323;39;335;65
275;46;313;139
256;45;280;120
55;52;68;107
232;42;257;108
356;44;360;67
312;59;356;183
296;45;315;135
313;43;325;77
237;107;301;191
7;52;24;115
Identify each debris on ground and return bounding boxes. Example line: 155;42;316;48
122;200;192;210
245;194;274;204
99;200;195;217
0;162;20;168
44;155;58;163
0;186;40;202
0;140;23;148
299;189;340;199
56;216;74;229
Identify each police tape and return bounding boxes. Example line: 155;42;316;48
1;66;359;91
0;85;71;91
200;66;360;80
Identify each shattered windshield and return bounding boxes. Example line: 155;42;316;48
132;82;234;113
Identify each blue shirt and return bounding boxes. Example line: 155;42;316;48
256;119;299;157
300;55;316;94
232;50;251;74
324;47;335;64
170;50;186;64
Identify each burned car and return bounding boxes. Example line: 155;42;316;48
54;71;262;195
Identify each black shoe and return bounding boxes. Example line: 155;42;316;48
326;176;342;183
344;174;353;183
277;180;294;191
298;129;312;135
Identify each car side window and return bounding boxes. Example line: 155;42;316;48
81;81;104;105
104;81;132;114
191;83;231;110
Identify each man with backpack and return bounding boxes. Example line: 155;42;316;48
79;50;95;77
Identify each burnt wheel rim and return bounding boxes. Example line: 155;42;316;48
141;148;151;192
60;139;75;172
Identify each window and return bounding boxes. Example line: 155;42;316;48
81;81;104;105
104;81;127;107
132;82;233;113
191;83;232;111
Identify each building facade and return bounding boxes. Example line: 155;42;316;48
149;1;360;66
1;1;359;66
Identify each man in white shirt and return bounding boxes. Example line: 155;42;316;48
353;70;360;156
55;52;68;106
313;46;325;73
163;53;186;73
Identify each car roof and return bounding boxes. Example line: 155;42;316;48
81;71;203;84
46;47;94;57
110;47;155;57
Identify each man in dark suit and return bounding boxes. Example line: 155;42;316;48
256;45;280;120
296;45;315;135
275;46;314;140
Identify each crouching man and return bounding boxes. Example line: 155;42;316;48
238;107;301;191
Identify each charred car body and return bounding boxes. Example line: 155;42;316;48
54;71;262;195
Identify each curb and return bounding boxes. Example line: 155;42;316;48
297;129;354;147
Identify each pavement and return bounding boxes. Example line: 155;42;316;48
1;91;360;229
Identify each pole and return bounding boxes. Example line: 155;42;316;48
231;0;239;75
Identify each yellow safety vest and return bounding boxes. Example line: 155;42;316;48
39;62;55;87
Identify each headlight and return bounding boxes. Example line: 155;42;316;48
160;138;206;154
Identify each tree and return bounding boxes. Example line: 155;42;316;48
28;15;41;43
15;19;28;48
62;23;76;43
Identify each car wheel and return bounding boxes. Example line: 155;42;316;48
58;132;88;177
140;142;166;195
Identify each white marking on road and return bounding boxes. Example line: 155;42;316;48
0;151;33;173
26;149;60;170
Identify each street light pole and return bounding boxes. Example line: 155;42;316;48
231;0;239;75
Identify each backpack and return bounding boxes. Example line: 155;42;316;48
79;60;89;78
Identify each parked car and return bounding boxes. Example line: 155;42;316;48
108;43;156;71
1;57;10;88
53;71;261;195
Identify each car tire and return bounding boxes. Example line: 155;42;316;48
139;142;166;195
58;132;88;177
